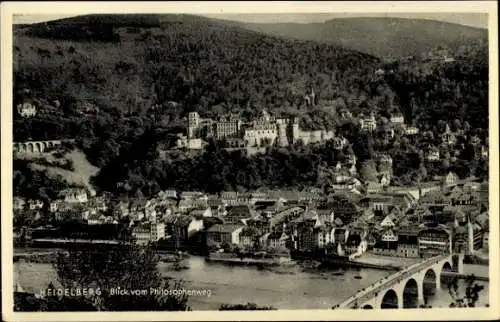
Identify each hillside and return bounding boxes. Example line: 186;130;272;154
236;17;488;58
13;14;379;117
13;149;99;198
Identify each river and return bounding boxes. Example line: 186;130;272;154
13;251;489;310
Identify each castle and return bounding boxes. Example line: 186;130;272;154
177;109;334;151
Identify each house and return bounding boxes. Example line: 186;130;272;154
426;149;440;161
418;224;453;257
189;207;213;219
267;229;289;250
158;190;178;200
13;197;26;210
380;214;396;228
361;195;394;212
87;213;106;225
405;127;419;135
390;114;405;127
396;227;420;258
380;173;391;186
224;205;255;224
207;198;226;216
359;113;377;132
59;188;88;204
239;227;261;249
28;199;44;210
442;124;457;145
206;224;244;248
443;172;459;187
17;102;37;118
178;199;208;212
483;232;489;251
180;191;208;201
165;214;204;249
132;224;151;245
333;136;348;150
345;230;368;259
150;222;165;242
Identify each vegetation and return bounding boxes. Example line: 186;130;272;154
12;14;489;198
239;17;488;58
14;243;190;311
447;274;486;308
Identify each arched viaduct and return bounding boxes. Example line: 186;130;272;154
13;139;75;154
335;253;464;310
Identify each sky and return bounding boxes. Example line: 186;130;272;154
13;12;488;29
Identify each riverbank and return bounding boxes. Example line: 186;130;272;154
206;253;293;267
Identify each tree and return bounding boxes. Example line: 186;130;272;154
50;243;190;311
359;160;378;182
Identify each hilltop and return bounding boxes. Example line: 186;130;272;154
236;17;488;58
13;14;379;117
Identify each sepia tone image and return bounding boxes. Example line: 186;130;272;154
2;2;497;320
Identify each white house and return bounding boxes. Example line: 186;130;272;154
17;102;37;118
60;188;88;203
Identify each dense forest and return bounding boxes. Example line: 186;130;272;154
237;17;488;59
12;14;489;198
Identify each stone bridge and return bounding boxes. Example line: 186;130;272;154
335;253;464;309
13;139;75;154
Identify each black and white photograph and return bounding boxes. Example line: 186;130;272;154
1;1;498;321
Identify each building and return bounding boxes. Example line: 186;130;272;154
267;228;289;250
13;197;26;210
453;215;483;254
483;232;489;251
389;114;405;127
151;222;165;242
28;199;44;210
405;127;419;135
333;136;348;150
442;124;457;145
17;102;37;118
206;224;244;248
59;188;88;204
239;227;261;249
418;224;453;258
359;113;377;133
165;214;204;249
443;172;459;187
224;205;255;224
396;228;420;258
132;224;152;245
158;190;178;200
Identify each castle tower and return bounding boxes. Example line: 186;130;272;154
290;117;300;144
187;112;200;139
276;119;289;147
310;87;316;106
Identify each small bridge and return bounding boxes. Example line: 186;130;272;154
335;253;464;309
13;139;75;154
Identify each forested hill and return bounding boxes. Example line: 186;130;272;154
236;17;488;58
13;14;379;117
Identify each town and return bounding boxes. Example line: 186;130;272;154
10;10;491;313
13;103;489;267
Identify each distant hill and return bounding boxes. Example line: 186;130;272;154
236;17;488;58
13;14;379;116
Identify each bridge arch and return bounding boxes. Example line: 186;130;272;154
27;143;34;153
440;261;453;286
362;304;373;309
403;278;419;308
35;142;43;153
423;268;438;304
381;289;399;309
